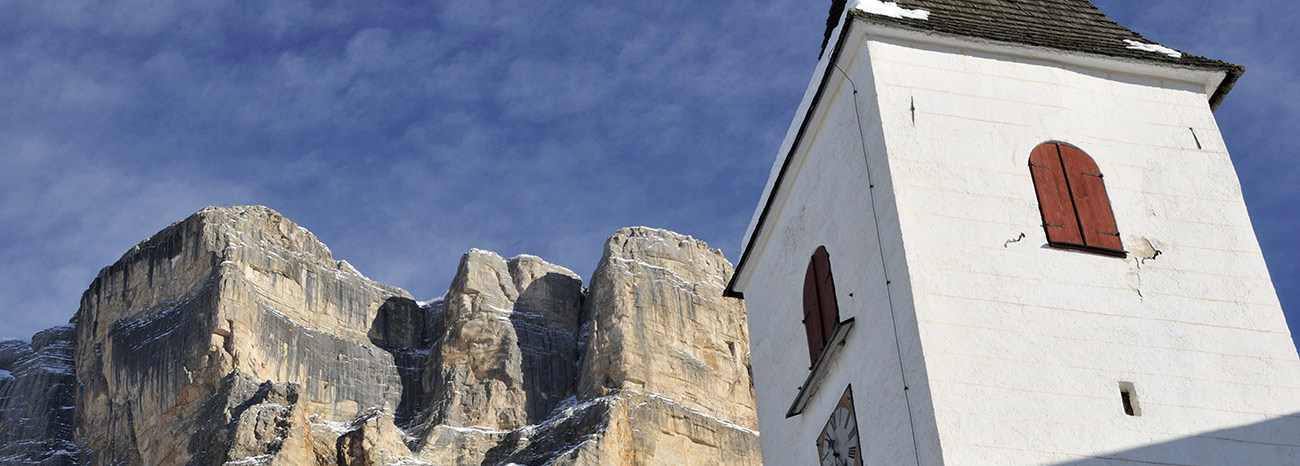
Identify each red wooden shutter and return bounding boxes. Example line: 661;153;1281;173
1029;144;1084;245
1059;145;1123;251
812;246;839;344
803;260;825;364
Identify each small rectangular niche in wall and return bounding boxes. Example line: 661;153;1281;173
1119;382;1141;416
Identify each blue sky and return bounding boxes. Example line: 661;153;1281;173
1;1;1297;350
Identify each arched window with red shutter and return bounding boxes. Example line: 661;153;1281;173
802;246;841;364
1028;143;1124;255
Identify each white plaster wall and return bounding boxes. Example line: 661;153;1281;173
864;28;1300;465
739;27;942;466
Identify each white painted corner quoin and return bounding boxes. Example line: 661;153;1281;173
729;1;1300;465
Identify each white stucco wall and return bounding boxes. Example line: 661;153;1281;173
738;25;940;466
865;23;1300;465
739;16;1300;466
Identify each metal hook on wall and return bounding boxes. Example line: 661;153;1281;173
1004;232;1026;248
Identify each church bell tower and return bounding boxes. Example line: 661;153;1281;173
726;1;1300;464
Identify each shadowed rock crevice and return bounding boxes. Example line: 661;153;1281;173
367;296;433;430
507;257;585;424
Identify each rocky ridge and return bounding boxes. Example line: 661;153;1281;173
0;325;77;465
0;206;760;465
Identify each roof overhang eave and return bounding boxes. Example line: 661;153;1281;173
725;11;860;299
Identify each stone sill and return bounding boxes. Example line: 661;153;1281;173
785;317;855;418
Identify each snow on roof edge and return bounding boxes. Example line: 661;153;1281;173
1123;39;1182;59
853;0;929;20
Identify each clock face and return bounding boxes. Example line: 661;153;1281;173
817;386;862;466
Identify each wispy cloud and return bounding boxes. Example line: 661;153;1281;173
3;0;1294;344
0;0;828;340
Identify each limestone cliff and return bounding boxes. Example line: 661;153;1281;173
0;206;760;465
0;325;77;465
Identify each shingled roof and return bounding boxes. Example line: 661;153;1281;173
822;0;1243;109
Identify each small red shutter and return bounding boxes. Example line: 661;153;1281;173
812;247;839;344
1029;144;1084;245
803;260;825;364
1059;145;1123;251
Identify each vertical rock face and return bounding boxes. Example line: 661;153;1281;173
72;206;414;465
7;207;760;465
579;227;759;429
424;250;584;432
415;250;586;465
187;373;315;466
0;325;77;465
444;227;760;466
511;227;760;466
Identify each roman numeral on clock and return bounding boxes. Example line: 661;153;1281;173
818;386;861;466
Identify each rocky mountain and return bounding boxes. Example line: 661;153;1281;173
0;206;760;465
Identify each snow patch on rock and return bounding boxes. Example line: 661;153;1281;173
634;390;759;436
224;454;274;466
511;254;580;279
416;296;445;309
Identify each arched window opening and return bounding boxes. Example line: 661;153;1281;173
1028;143;1124;255
802;246;841;364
